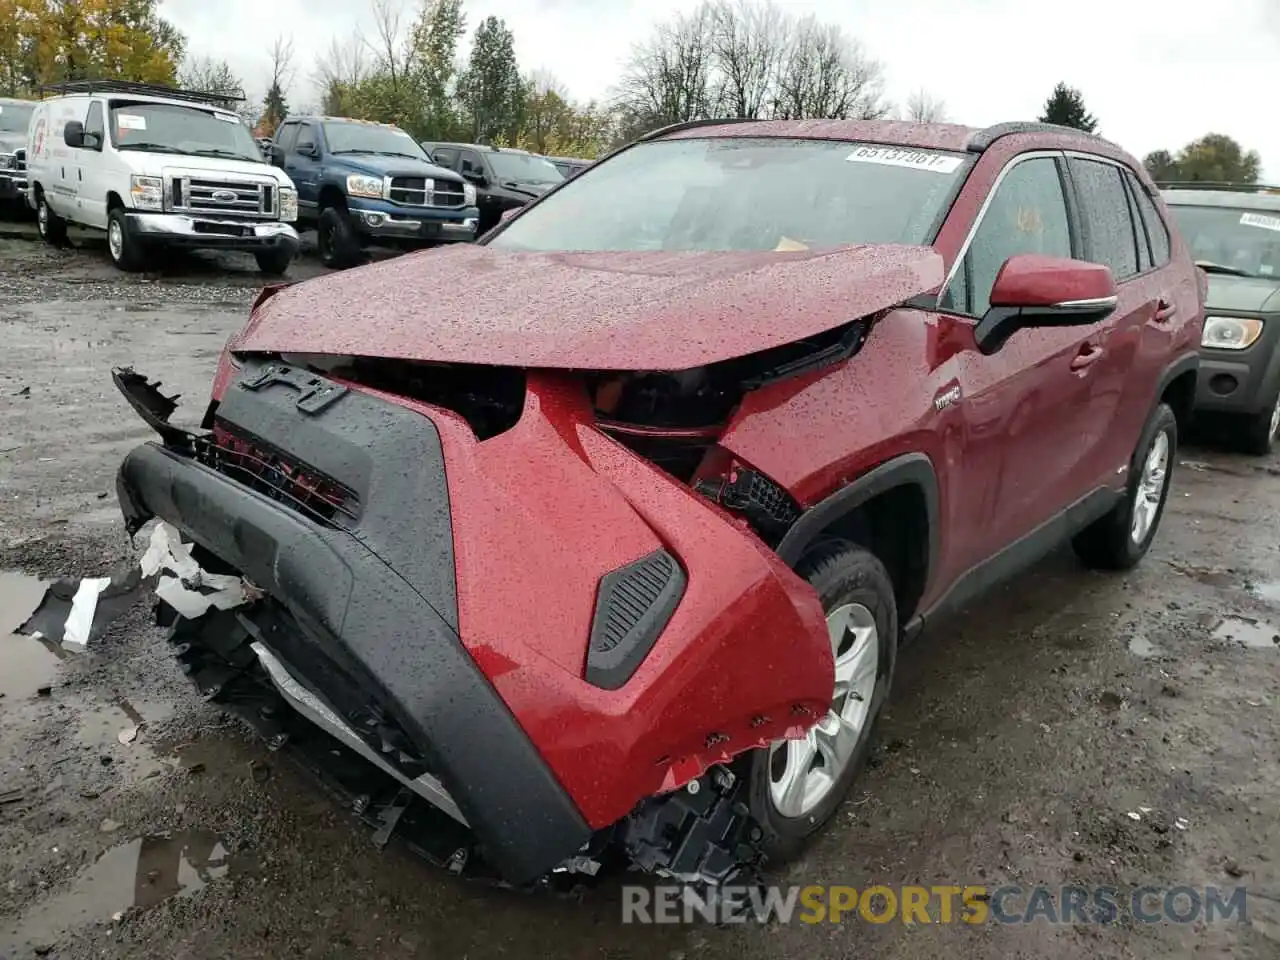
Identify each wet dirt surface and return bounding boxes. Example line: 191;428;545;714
1;228;1279;958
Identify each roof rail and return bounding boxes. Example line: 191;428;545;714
38;79;245;105
1156;181;1280;194
966;120;1110;153
638;117;756;142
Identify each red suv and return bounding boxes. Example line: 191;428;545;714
112;118;1203;891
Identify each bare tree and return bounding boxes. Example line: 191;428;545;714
904;88;948;124
366;0;419;95
267;35;296;99
613;4;715;133
773;17;887;120
707;0;789;119
313;34;369;114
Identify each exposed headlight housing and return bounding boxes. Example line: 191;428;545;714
278;186;298;222
346;174;384;199
0;153;14;171
463;182;476;206
129;175;164;211
1202;315;1264;350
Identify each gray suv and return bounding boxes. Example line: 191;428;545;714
1161;182;1280;454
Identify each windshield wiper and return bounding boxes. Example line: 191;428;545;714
116;143;184;154
1195;260;1258;278
332;149;424;160
189;148;261;162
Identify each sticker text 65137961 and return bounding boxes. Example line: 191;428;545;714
846;145;963;174
1240;212;1280;233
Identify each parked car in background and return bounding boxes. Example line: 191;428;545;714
420;142;563;233
1161;182;1280;454
0;96;36;214
270;116;479;269
26;80;300;274
543;154;591;178
114;118;1201;891
255;136;273;158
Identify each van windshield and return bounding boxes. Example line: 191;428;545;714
108;101;261;162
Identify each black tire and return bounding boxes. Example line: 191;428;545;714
36;190;67;246
1072;402;1178;570
744;541;897;863
107;206;145;272
1237;385;1280;457
255;246;294;276
317;205;362;270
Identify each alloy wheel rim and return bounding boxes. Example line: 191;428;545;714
37;201;47;234
1269;394;1280;444
1130;431;1169;544
768;601;879;819
108;220;123;261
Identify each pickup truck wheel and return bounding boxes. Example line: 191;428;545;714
255;247;294;276
36;193;67;246
1237;386;1280;456
107;207;145;272
1073;402;1177;570
317;206;362;269
745;541;896;862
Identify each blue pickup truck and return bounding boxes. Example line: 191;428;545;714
269;116;479;269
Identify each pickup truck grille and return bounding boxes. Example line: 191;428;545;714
388;176;467;208
168;176;276;218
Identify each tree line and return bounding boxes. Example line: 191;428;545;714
0;0;1268;176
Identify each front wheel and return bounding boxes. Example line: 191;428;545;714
744;542;896;862
107;207;145;271
1073;402;1177;570
255;246;294;276
1238;386;1280;456
317;206;362;270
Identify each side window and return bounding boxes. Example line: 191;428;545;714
943;157;1073;317
1068;158;1140;280
1124;171;1171;266
275;122;298;154
294;123;316;155
83;101;104;147
1122;176;1153;273
433;147;459;170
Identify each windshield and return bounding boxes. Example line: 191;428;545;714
108;102;260;161
322;122;429;160
488;151;563;185
488;137;969;253
1168;204;1280;279
0;103;34;135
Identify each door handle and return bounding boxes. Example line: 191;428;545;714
1154;297;1178;322
1070;343;1105;371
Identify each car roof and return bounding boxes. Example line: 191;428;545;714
1160;186;1280;212
422;142;530;154
648;118;1137;166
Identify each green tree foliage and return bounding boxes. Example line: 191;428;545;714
1038;82;1098;133
1143;134;1262;184
458;15;524;144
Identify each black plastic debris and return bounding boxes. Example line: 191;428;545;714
17;563;146;649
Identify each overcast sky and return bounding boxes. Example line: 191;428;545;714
160;0;1279;179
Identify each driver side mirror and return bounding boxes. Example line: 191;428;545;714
63;120;85;148
462;168;487;187
973;254;1118;355
269;144;285;167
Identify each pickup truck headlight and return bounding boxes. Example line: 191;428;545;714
463;182;476;206
346;174;384;199
130;175;164;211
1202;315;1263;350
0;154;15;171
278;186;298;222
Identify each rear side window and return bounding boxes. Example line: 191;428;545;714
1124;171;1171;266
432;146;459;169
1068;158;1140;280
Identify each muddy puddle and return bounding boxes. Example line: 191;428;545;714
1252;580;1280;605
1128;633;1165;659
1;570;57;700
1212;615;1280;649
0;831;251;954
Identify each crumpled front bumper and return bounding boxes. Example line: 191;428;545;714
114;369;591;886
125;211;300;254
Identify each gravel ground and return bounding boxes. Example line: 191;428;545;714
1;224;1278;959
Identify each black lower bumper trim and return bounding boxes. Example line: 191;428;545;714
117;440;591;884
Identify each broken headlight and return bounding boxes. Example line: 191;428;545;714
278;186;298;222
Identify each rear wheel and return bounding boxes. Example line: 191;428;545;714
36;191;67;246
317;205;362;270
1238;386;1280;456
745;542;896;862
1073;402;1177;570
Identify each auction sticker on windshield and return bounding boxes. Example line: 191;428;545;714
846;145;963;173
1240;212;1280;233
117;114;147;131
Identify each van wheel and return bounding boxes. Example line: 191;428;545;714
255;247;294;276
36;192;67;246
317;206;362;269
107;207;145;272
1073;402;1177;570
744;541;896;862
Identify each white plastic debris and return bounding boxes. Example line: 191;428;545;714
62;577;112;652
117;725;139;745
144;522;259;618
1126;811;1142;821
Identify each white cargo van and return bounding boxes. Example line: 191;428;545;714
26;81;300;274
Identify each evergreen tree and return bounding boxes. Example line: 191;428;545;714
1038;82;1098;133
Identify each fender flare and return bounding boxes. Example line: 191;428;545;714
775;453;941;588
1155;351;1199;401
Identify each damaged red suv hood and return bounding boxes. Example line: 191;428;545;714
235;243;943;370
